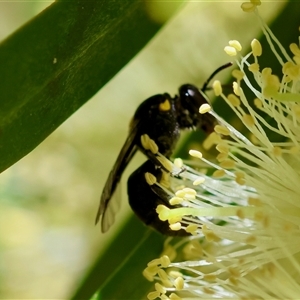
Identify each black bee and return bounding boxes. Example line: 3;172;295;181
96;63;232;235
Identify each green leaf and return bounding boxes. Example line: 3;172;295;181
0;0;160;172
71;215;165;300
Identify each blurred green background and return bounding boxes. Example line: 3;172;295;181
0;1;286;299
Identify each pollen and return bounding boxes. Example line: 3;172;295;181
145;172;157;185
159;99;171;111
199;103;211;114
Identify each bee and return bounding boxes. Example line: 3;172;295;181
96;63;232;235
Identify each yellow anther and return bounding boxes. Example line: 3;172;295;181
235;171;246;186
185;224;198;234
145;172;157;185
232;69;244;80
233;81;241;96
212;169;225;178
169;197;183;205
193;177;205;185
249;63;260;73
272;146;282;157
216;153;228;162
236;208;245;219
248;197;262;206
147;291;160;300
254;97;262;108
174;277;184;290
155;282;166;294
229;40;242;51
199;103;211;114
156;156;173;172
141;134;150;150
227;93;241;107
158;269;169;281
156;205;170;221
168;216;182;225
216;143;229;154
224;45;237;56
189;149;203;159
148;139;159;154
212;80;222;96
220;159;235;169
170;222;182;231
214;125;231;136
174;158;183;168
290;43;300;57
251;39;262;56
242;114;255;127
169;293;182;300
160;255;171;268
241;2;257;12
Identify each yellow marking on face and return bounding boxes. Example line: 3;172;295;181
159;99;171;111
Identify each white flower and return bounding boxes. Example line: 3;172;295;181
144;1;300;299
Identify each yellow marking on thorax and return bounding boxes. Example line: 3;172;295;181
159;99;171;111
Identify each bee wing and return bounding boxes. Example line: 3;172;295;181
96;123;139;233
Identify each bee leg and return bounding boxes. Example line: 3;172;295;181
127;160;190;236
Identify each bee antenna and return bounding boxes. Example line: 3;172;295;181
201;62;233;92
